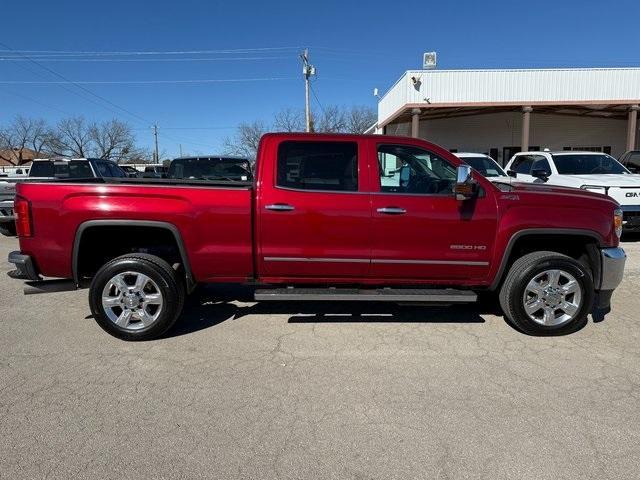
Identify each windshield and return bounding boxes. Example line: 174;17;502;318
461;156;506;177
29;161;93;178
552;154;629;175
168;157;252;181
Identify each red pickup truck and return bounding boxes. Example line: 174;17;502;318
8;133;626;340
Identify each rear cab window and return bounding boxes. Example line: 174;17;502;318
276;141;358;192
29;161;94;178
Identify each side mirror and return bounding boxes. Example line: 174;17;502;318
531;168;551;181
454;164;477;201
507;170;517;178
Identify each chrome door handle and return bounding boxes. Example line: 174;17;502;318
265;203;295;211
377;207;406;215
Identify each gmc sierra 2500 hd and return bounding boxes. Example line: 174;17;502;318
7;133;626;340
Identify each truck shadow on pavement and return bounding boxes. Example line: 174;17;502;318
163;284;495;339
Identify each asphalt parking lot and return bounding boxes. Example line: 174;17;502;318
1;234;640;479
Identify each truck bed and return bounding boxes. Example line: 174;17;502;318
16;180;255;282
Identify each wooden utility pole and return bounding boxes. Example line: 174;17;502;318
152;124;159;162
300;49;315;132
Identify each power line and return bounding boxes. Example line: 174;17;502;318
0;41;150;125
0;77;297;85
0;46;303;56
309;82;327;117
0;56;294;63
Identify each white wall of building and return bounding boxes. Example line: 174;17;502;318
384;112;629;164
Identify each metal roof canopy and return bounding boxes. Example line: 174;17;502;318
379;68;640;127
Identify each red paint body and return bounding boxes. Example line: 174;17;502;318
16;134;620;287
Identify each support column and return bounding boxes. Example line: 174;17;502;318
626;105;639;151
411;108;421;138
521;106;533;152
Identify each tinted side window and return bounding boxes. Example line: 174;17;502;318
68;161;94;178
277;141;358;192
95;162;111;177
29;162;55;177
512;155;535;174
531;158;551;173
107;163;126;177
626;152;640;173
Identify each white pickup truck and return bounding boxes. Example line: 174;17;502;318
505;151;640;231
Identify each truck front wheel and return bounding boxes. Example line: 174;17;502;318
89;254;185;341
499;251;594;335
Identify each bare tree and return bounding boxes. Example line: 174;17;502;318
345;106;377;134
49;116;93;157
223;121;268;159
90;119;135;162
274;108;305;132
315;105;347;133
0;116;51;165
223;104;378;160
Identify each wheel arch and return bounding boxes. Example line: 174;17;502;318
490;228;604;291
72;220;196;291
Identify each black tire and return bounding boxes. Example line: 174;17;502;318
0;223;16;237
499;251;594;336
89;253;185;341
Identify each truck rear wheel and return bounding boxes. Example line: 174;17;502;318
499;251;594;335
89;254;185;341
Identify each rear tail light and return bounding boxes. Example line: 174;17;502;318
14;196;32;237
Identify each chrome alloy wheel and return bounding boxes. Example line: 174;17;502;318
101;271;164;331
522;269;583;327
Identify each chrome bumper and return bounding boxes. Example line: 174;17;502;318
599;247;626;291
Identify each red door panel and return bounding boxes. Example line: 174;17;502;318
257;137;373;279
369;141;498;283
370;194;497;281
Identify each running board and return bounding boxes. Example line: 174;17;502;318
254;288;477;303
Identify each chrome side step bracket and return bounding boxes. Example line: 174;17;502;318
254;288;477;303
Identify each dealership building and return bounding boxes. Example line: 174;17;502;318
374;67;640;165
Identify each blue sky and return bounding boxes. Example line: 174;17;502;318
1;0;639;156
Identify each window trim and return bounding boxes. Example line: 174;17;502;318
373;142;458;197
274;139;362;195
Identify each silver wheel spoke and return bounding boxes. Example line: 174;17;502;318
133;273;149;292
525;280;545;297
137;309;154;327
144;293;162;305
542;307;556;325
560;301;579;316
115;310;133;327
111;274;129;294
562;280;579;295
547;270;561;288
103;296;122;307
524;299;544;315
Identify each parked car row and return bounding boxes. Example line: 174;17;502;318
0;156;253;237
454;150;640;232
